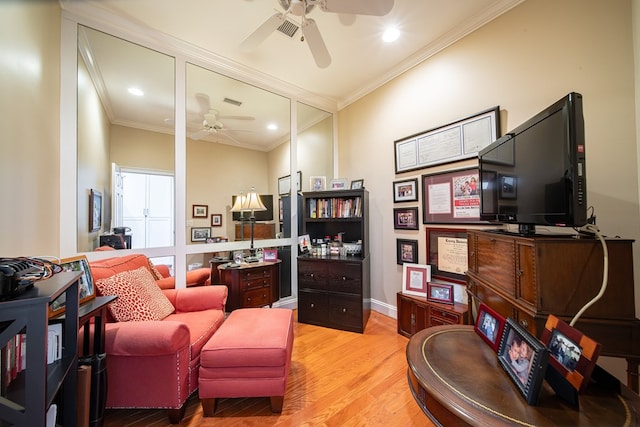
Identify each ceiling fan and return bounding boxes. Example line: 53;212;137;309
190;93;254;143
240;0;395;68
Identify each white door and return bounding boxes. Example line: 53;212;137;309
121;170;174;249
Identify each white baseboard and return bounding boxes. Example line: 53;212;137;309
274;297;397;319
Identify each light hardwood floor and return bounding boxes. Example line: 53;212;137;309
103;310;434;426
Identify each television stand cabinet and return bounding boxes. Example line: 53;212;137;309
466;229;640;392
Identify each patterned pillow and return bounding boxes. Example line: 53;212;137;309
147;259;165;280
96;266;175;322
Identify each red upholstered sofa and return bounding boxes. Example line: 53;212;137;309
89;254;228;423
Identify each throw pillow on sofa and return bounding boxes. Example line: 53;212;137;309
96;266;175;322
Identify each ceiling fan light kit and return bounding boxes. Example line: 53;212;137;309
241;0;395;68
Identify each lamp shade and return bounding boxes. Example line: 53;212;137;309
230;193;247;212
242;188;267;212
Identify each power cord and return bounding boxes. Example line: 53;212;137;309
569;223;608;326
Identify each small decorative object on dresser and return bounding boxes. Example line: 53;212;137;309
263;249;278;262
350;179;364;189
427;282;454;305
310;176;326;191
330;178;348;189
402;263;430;297
474;303;505;352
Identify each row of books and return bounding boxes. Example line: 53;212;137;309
308;197;363;219
2;323;62;389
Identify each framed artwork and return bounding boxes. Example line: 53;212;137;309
474;303;506;352
89;189;102;232
298;234;312;254
422;167;484;224
401;263;431;297
330;178;348;190
310;176;326;191
425;227;467;284
263;249;278;262
191;227;211;242
278;171;302;195
211;214;222;227
393;178;418;202
394;106;500;173
497;317;549;405
350;179;364;189
393;207;419;230
51;255;96;317
541;314;601;394
192;204;208;218
396;239;418;265
427;282;454;304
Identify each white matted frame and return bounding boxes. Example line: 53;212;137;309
401;263;431;297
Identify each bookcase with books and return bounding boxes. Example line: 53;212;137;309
298;189;370;333
0;271;80;426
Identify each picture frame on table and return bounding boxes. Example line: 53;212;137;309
191;227;211;242
396;239;418;265
330;178;348;190
394;207;419;230
192;204;208;218
211;214;222;227
51;255;96;317
427;282;454;305
89;189;102;232
298;234;312;254
263;249;278;262
425;227;468;284
401;263;431;298
497;317;549;405
350;179;364;189
540;314;601;394
310;176;326;191
474;303;506;352
393;178;418;202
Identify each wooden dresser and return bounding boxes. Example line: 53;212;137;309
218;261;281;311
396;292;467;337
466;229;640;392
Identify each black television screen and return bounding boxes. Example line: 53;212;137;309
479;92;586;234
231;194;274;222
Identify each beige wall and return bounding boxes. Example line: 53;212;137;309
338;0;639;381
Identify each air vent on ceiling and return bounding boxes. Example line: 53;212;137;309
277;19;299;38
223;97;242;107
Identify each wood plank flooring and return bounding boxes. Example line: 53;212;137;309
103;310;433;426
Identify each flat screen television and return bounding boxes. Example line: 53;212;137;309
231;194;274;222
478;92;587;235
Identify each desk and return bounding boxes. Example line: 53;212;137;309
218;261;280;311
406;325;640;426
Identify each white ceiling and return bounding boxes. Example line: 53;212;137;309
62;0;523;149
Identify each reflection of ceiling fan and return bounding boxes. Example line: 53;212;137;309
190;93;254;143
240;0;394;68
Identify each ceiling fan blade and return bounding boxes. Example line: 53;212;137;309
320;0;394;16
218;130;243;145
302;19;331;68
240;13;286;51
218;114;256;121
190;129;210;141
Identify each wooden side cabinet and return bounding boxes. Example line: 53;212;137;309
218;261;281;311
397;292;467;338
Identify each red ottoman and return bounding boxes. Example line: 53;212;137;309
198;308;294;415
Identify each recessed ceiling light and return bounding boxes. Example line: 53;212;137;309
267;123;278;131
382;27;400;43
128;87;144;97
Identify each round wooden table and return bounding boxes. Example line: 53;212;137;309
406;325;640;426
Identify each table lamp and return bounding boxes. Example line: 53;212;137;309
230;193;247;241
242;187;266;261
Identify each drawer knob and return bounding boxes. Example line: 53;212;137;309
342;308;347;313
310;273;314;278
520;319;529;328
310;303;315;308
341;276;347;281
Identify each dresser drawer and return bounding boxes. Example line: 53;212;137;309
475;234;516;297
326;263;361;294
241;276;271;291
430;306;462;325
298;290;329;324
329;294;362;329
298;262;327;290
242;287;270;308
241;267;271;281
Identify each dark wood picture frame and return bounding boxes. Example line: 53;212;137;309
393;178;418;202
425;227;468;284
211;214;222;227
427;282;454;305
422;167;483;224
394;207;419;230
192;204;208;218
89;189;102;232
396;239;418;265
497;317;549;405
191;227;211;242
541;314;601;394
474;303;506;352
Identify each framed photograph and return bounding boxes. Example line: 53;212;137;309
298;234;312;254
394;106;500;173
350;179;364;189
422;167;485;224
393;178;418;203
278;171;301;195
497;317;549;405
425;227;467;284
474;303;506;352
427;282;454;304
329;178;348;190
394;207;419;230
401;263;431;297
51;255;96;317
211;214;222;227
499;174;517;199
541;314;601;394
191;227;211;242
396;239;418;265
310;176;326;191
263;249;278;262
192;204;208;218
89;189;102;232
